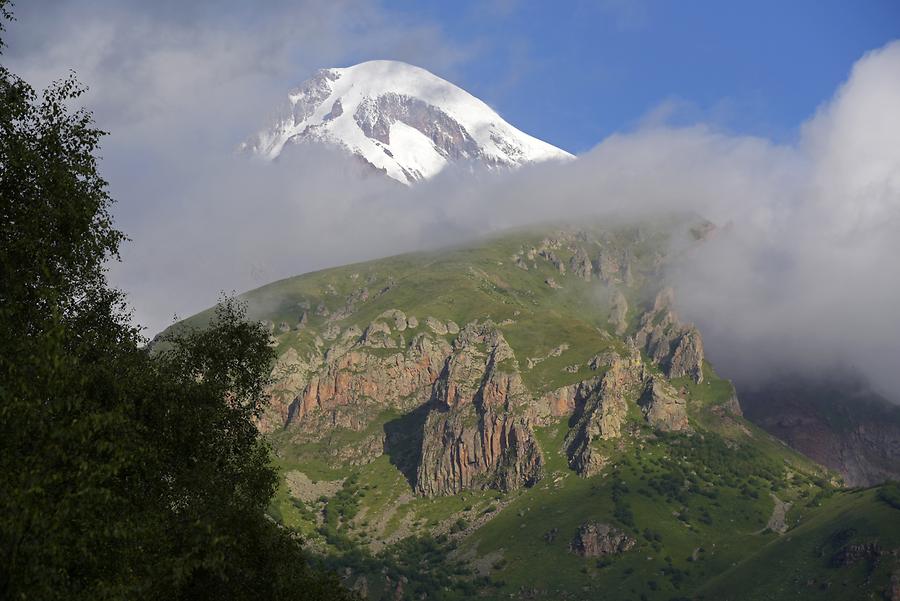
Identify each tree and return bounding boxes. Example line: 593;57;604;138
0;4;350;599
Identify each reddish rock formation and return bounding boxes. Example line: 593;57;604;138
415;322;544;496
290;333;451;433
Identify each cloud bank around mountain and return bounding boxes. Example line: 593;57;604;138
5;4;899;398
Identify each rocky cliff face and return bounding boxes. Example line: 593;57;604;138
635;288;704;383
639;377;690;433
291;331;450;431
263;289;707;489
564;349;646;476
415;322;544;496
260;312;452;437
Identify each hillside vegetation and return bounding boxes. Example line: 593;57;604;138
171;218;900;600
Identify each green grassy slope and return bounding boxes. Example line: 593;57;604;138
700;485;900;601
170;220;898;600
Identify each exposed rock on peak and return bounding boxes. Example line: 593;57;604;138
668;327;704;382
361;320;396;348
379;308;408;331
425;316;448;335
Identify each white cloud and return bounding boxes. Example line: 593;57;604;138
5;5;899;398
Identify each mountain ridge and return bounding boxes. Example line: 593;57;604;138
165;218;900;600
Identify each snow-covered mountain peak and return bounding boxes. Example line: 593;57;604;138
245;60;573;184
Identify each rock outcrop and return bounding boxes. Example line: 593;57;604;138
569;522;636;557
361;320;396;348
539;249;566;274
532;377;602;426
638;377;690;432
565;350;645;476
415;322;544;496
425;316;448;335
569;247;592;281
285;332;451;436
635;288;704;383
379;308;408;331
259;347;323;432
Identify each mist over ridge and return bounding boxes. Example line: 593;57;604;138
6;2;898;399
129;42;900;400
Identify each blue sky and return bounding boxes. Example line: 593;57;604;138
383;0;900;152
8;1;899;154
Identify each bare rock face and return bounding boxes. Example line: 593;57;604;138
534;385;579;423
639;377;690;432
259;347;323;433
425;316;449;335
361;320;396;348
569;522;636;557
565;350;645;476
635;288;704;383
415;322;544;496
532;378;600;426
284;332;451;435
668;328;704;382
569;247;592;281
379;308;407;331
416;407;543;496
